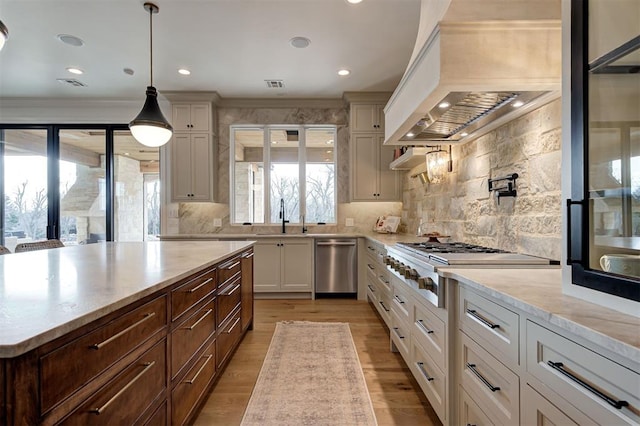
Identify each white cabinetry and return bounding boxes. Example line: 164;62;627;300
172;103;211;132
351;133;400;201
169;102;215;203
364;240;392;325
253;239;313;293
350;103;385;132
171;133;212;201
347;96;400;202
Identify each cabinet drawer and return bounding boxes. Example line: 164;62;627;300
522;384;581;426
412;300;446;370
172;268;216;322
377;271;391;295
366;277;378;302
365;258;377;277
144;401;167;426
171;299;216;380
410;338;446;423
377;293;392;326
218;256;241;288
216;308;242;369
391;281;412;324
40;296;167;413
390;309;410;360
459;331;520;425
172;337;217;426
526;321;640;425
460;387;494;426
459;286;519;366
217;274;241;326
60;338;166;426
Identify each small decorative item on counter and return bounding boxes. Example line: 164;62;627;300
374;215;401;233
422;232;450;243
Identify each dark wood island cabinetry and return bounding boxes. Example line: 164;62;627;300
0;241;254;426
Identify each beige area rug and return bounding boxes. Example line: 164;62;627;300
240;321;378;426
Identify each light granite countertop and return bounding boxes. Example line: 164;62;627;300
0;241;254;358
442;268;640;364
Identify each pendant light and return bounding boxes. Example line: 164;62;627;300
0;20;8;51
129;2;173;147
425;146;452;184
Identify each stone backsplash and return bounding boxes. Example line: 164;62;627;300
402;98;563;260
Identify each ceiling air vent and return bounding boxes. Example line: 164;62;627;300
265;80;284;88
56;78;87;87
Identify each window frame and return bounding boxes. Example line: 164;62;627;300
229;124;337;226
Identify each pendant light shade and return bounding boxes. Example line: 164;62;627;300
0;20;8;51
129;2;173;147
425;147;449;184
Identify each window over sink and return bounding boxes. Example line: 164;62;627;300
230;125;336;226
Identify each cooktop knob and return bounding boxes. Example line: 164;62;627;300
383;255;391;265
417;277;436;291
405;268;418;279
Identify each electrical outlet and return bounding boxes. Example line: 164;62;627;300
213;218;222;227
345;218;355;227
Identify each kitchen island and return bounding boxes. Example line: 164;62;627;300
0;240;254;425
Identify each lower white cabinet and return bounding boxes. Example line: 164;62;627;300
253;239;313;293
521;384;581;426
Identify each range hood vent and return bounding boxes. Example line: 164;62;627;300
406;91;546;142
384;19;561;145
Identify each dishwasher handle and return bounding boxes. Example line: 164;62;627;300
316;241;357;246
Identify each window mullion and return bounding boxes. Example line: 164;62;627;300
263;126;271;224
299;125;306;224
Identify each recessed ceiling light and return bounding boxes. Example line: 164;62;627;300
338;69;350;76
290;36;311;49
326;139;334;145
347;0;363;3
66;67;83;75
178;68;191;75
512;100;525;108
460;132;469;137
406;132;415;138
271;141;278;145
123;152;130;156
438;102;450;109
57;34;84;47
326;150;333;154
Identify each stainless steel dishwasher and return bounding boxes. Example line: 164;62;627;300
315;239;358;297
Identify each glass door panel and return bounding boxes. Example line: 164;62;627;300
114;130;158;241
59;129;106;245
233;128;265;224
269;128;299;224
1;129;48;252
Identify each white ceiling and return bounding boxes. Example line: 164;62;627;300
0;0;421;100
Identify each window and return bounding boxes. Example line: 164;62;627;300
231;125;337;225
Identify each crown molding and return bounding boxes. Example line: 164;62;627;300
342;91;392;104
216;97;345;109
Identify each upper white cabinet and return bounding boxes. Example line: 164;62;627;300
350;103;385;132
351;133;400;201
171;133;213;202
169;101;216;203
172;103;212;133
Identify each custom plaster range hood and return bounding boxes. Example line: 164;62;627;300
384;18;562;145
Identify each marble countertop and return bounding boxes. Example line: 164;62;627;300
0;241;254;358
442;268;640;364
161;233;364;240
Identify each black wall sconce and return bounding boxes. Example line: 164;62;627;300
488;173;518;204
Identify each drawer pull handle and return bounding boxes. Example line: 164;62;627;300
90;361;156;414
223;261;240;271
417;319;434;334
378;275;389;284
367;284;375;292
90;312;156;350
392;327;405;339
394;295;405;304
547;361;629;409
379;301;390;312
187;277;214;293
467;363;500;392
367;246;375;251
241;252;254;259
466;309;500;329
225;317;241;334
183;309;213;330
416;362;434;381
185;354;214;384
220;283;241;297
367;264;375;270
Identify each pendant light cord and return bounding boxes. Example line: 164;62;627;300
149;5;153;87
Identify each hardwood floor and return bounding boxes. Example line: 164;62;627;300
193;299;442;426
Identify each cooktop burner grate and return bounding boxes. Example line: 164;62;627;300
397;242;508;254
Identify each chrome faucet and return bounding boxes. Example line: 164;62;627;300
279;198;289;233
